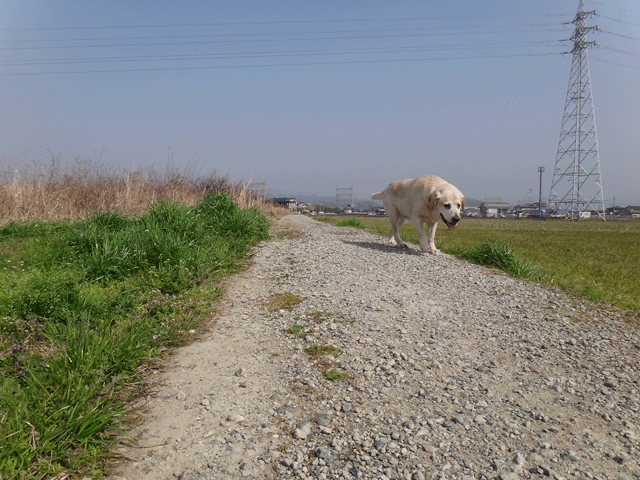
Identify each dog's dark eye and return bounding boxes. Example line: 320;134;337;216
444;203;451;209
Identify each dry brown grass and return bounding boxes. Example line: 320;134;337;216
0;159;287;222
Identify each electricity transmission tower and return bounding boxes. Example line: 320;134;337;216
548;0;605;219
336;186;353;210
249;181;267;198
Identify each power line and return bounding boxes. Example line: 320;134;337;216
1;40;557;66
0;27;566;51
597;28;640;42
0;23;568;43
596;13;640;28
591;56;640;70
0;13;572;32
598;45;640;58
2;41;561;67
2;39;558;62
4;10;636;76
0;51;562;76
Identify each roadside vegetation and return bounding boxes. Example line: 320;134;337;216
336;217;365;229
317;215;640;314
0;162;279;478
0;158;274;221
265;293;303;312
305;345;347;381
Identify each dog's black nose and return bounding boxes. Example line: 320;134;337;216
451;217;460;224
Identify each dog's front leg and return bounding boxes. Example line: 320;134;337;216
411;218;431;253
426;222;439;254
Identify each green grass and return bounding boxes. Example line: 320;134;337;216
286;324;306;338
316;216;640;313
336;217;365;229
308;311;333;323
304;345;347;381
265;293;303;312
305;344;342;358
0;193;269;479
461;241;547;281
324;367;348;381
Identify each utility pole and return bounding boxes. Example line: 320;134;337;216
538;166;545;212
548;0;605;220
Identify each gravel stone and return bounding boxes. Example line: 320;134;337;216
294;421;312;440
109;215;640;480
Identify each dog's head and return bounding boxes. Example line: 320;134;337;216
427;184;465;229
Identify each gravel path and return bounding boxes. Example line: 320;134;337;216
109;214;640;480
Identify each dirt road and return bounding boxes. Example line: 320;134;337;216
109;214;640;480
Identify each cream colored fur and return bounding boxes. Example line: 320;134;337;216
372;175;465;254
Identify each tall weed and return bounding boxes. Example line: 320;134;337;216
460;241;547;281
0;193;270;478
0;159;287;222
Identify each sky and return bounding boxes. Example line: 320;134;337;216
1;0;639;206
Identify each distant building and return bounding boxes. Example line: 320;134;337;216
462;206;480;217
628;206;640;218
271;197;298;212
480;202;510;218
606;205;640;219
514;203;547;218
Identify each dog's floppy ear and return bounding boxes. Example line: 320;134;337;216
427;190;441;212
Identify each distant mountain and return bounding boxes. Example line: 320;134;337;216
464;198;482;208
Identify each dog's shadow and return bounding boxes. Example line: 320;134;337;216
341;239;425;256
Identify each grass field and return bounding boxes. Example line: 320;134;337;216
319;216;640;313
0;188;272;478
0;162;286;478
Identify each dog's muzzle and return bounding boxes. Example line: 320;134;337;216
441;214;460;229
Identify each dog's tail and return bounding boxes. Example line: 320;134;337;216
371;192;383;200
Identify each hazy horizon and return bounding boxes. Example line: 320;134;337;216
2;0;639;206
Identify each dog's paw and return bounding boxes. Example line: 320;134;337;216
390;239;407;248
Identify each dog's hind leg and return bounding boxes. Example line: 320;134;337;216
387;209;407;248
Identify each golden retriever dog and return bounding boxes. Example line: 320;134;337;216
372;175;464;254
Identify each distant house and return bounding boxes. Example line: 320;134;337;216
462;206;480;217
297;202;310;214
627;206;640;218
514;203;546;218
606;206;625;216
616;206;640;219
604;205;640;219
271;197;298;212
480;202;510;218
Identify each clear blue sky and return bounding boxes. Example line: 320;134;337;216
1;0;639;205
